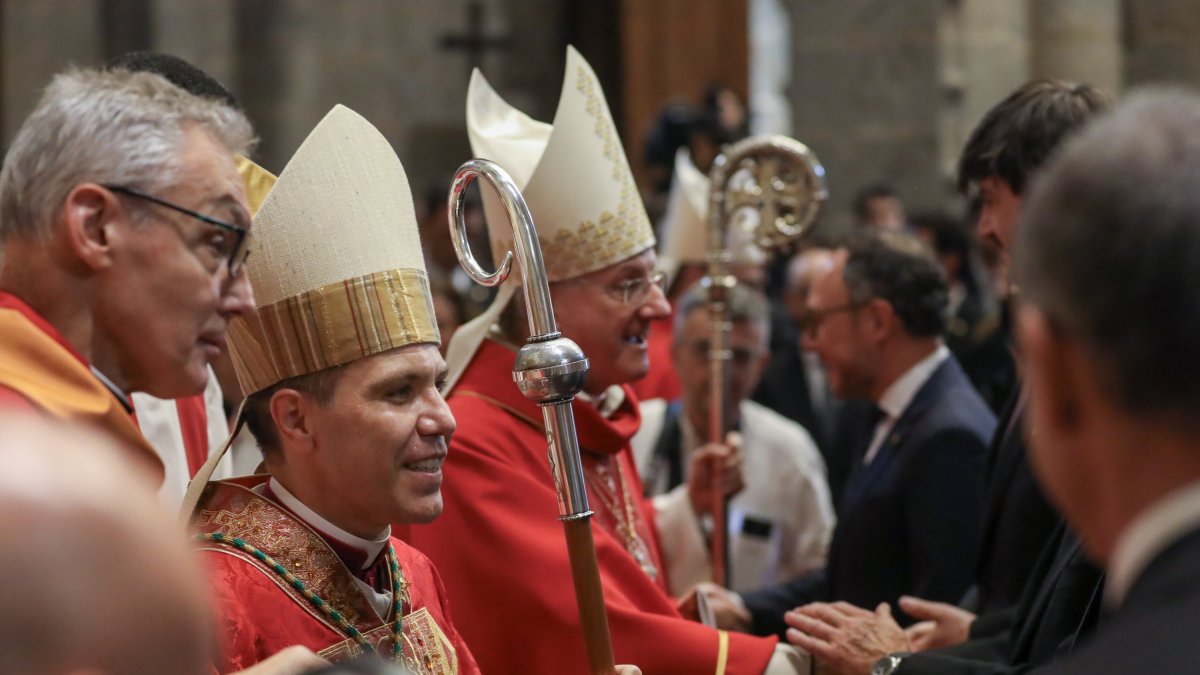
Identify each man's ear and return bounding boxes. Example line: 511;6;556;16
862;297;895;342
269;389;319;456
62;184;120;272
1017;306;1084;438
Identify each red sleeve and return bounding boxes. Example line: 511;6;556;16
403;395;777;675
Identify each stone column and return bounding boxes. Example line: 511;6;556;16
787;0;944;228
936;0;1030;194
1030;0;1121;92
1124;0;1200;89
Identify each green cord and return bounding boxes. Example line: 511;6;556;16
200;532;408;658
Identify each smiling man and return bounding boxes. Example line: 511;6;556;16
403;47;803;675
190;105;477;674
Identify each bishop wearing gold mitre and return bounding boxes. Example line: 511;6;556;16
401;47;807;674
190;104;479;675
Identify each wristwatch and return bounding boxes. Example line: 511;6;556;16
870;653;910;675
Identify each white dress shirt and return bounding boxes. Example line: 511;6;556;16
1106;479;1200;607
862;345;950;466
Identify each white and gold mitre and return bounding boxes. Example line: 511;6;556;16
467;45;656;281
444;46;656;390
228;105;438;396
658;148;765;282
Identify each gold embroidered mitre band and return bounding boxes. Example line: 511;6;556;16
229;105;437;396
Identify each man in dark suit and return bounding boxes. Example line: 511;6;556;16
754;247;871;504
782;80;1109;675
708;231;995;638
1009;89;1200;674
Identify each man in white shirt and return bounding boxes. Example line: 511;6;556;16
633;283;836;596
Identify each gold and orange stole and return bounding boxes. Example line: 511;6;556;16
0;305;162;480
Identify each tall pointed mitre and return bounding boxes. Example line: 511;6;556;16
227;105;438;396
657;147;765;285
444;45;656;389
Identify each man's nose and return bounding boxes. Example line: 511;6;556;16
220;271;256;318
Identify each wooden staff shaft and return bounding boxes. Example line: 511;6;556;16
564;518;616;675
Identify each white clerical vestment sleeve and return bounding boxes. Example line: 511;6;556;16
765;643;811;674
652;485;710;595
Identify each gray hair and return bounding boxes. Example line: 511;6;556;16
1014;88;1200;421
842;230;948;337
0;67;255;241
674;282;772;345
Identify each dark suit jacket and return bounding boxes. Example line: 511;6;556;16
1034;526;1200;674
743;357;995;637
896;524;1104;674
972;392;1062;615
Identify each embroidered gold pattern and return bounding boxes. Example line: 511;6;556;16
319;607;458;675
537;66;654;281
586;455;660;580
229;268;440;395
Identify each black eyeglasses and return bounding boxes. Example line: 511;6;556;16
104;184;252;275
800;302;866;338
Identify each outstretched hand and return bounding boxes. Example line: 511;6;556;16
687;432;745;513
785;601;910;675
899;595;976;652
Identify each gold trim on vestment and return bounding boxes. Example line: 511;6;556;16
320;607;459;675
716;630;729;675
229;268;440;395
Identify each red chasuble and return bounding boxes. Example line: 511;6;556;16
401;339;777;675
195;477;479;675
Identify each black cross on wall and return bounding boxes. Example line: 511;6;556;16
440;0;511;74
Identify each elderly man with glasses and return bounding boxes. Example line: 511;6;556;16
401;47;807;675
0;67;256;476
631;283;835;598
0;67;331;675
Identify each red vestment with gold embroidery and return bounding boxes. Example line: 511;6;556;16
400;339;777;675
195;477;479;675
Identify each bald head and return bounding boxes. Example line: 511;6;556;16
0;415;213;675
783;247;835;325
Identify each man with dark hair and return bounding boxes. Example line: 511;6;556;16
779;80;1109;675
708;230;994;640
959;80;1108;268
909;212;1010;413
1013;88;1200;673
